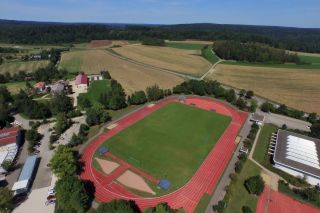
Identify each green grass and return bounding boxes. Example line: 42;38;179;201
165;42;207;50
195;193;212;213
278;181;320;208
202;45;219;64
95;102;231;193
80;80;110;104
253;124;277;164
299;55;320;64
0;60;49;74
221;60;320;69
225;160;261;213
1;81;35;94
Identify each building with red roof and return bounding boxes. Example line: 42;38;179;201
75;73;89;90
34;82;46;92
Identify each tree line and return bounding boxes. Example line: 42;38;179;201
213;40;300;63
1;21;320;53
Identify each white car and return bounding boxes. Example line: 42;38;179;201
47;187;55;196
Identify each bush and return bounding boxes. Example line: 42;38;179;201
244;175;265;195
1;160;14;172
242;206;253;213
212;200;226;213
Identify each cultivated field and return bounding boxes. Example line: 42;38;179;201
59;49;183;94
113;44;211;76
1;81;35;94
208;64;320;113
0;60;49;74
87;40;130;49
95;102;231;191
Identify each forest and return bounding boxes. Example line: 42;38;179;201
1;20;320;53
212;41;300;63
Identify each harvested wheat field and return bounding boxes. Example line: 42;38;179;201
87;40;129;49
113;44;211;76
60;50;183;94
208;64;320;114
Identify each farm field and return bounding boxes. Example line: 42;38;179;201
0;81;35;94
221;60;320;69
87;40;130;49
113;44;211;76
95;102;231;191
208;64;320;114
202;45;219;64
165;42;207;50
0;60;49;74
59;49;183;94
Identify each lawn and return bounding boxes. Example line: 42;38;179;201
299;54;320;65
59;50;84;73
165;42;207;50
253;124;277;164
79;80;110;104
225;160;261;213
195;193;211;213
95;102;231;191
202;45;219;64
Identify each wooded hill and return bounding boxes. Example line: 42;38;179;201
213;41;300;63
1;20;320;53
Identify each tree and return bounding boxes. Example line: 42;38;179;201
55;176;91;213
0;96;10;128
96;200;140;213
244;175;265;195
249;100;258;113
212;200;226;213
49;145;77;178
86;103;111;126
0;86;12;102
310;122;320;139
55;113;72;135
245;90;254;99
236;98;247;110
225;89;236;103
129;91;147;105
143;203;182;213
239;89;246;97
0;187;14;213
146;84;164;101
307;113;317;124
1;160;14;172
242;206;253;213
78;95;92;109
260;102;274;113
101;70;111;79
51;93;73;114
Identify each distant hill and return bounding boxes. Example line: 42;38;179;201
0;19;320;53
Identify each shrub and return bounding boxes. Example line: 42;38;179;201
244;175;265;195
242;206;253;213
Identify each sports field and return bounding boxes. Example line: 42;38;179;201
113;44;211;76
59;49;183;94
208;64;320;114
95;102;231;190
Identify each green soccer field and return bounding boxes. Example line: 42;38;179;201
95;102;231;191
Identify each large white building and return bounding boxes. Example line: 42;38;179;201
273;129;320;185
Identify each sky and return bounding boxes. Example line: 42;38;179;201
0;0;320;28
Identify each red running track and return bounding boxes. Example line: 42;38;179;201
256;186;320;213
80;96;247;213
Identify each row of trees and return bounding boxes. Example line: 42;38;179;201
1;21;320;53
142;37;165;46
213;41;300;63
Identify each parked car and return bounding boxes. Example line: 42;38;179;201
45;200;56;206
47;187;55;196
47;195;56;201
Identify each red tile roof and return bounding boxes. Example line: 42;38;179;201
34;82;46;88
0;127;20;146
75;74;88;85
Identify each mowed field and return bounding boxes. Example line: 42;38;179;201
208;64;320;114
0;60;49;74
79;80;110;104
113;44;212;76
95;102;231;191
59;49;183;94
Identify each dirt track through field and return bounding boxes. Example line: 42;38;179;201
80;96;247;213
208;64;320;114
